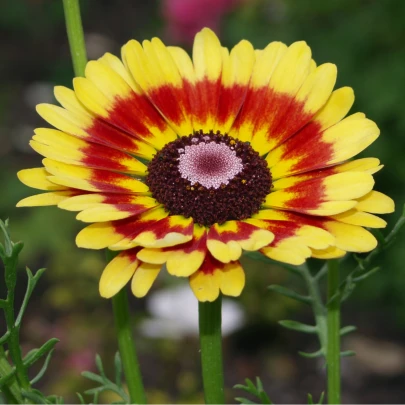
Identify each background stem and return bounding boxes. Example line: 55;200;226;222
327;259;341;404
301;264;327;353
0;346;22;404
62;0;88;77
198;296;225;404
112;289;147;404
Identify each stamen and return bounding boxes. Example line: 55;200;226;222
178;141;243;189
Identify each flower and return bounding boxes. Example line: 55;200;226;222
162;0;243;44
17;28;394;302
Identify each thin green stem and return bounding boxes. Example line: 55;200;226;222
300;265;327;355
2;250;31;396
198;296;225;404
327;259;341;404
62;0;88;77
112;289;147;404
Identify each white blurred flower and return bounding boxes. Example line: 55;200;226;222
140;284;245;339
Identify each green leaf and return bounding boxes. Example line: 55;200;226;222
352;267;380;283
93;390;100;405
234;384;250;391
95;354;106;379
30;349;55;385
0;219;13;257
76;393;85;405
81;371;105;384
338;276;356;302
114;352;123;387
46;395;65;404
268;285;312;304
235;397;257;404
11;242;24;259
234;377;272;404
21;389;47;404
279;320;317;334
340;350;356;357
308;392;325;404
339;325;357;336
255;377;272;404
298;349;323;358
15;268;47;328
0;243;5;260
0;369;16;388
0;332;10;345
84;387;105;396
23;338;59;368
246;378;257;393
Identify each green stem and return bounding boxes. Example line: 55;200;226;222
62;0;88;77
0;346;22;404
112;289;147;404
327;259;341;404
2;251;31;397
301;265;327;354
198;296;225;404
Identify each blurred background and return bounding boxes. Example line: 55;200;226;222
1;0;405;403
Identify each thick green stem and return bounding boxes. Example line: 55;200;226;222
112;289;147;404
198;296;225;404
62;0;88;77
327;259;341;404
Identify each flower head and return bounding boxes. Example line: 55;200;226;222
18;28;394;302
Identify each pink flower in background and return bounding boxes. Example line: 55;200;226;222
162;0;244;44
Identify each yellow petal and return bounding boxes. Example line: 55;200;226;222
355;191;395;214
17;191;74;207
313;86;355;131
295;63;337;115
323;172;374;201
324;221;377;252
311;246;346;259
76;222;124;249
331;210;387;228
17;168;67;191
189;270;221;302
131;262;161;298
193;28;222;81
261;239;311;266
219;262;245;297
99;252;139;298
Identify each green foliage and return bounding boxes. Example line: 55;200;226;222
80;352;129;404
234;377;324;405
307;392;325;404
246;204;405;362
234;377;273;404
0;219;61;404
333;205;405;304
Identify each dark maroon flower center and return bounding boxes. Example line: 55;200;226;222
146;131;272;226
